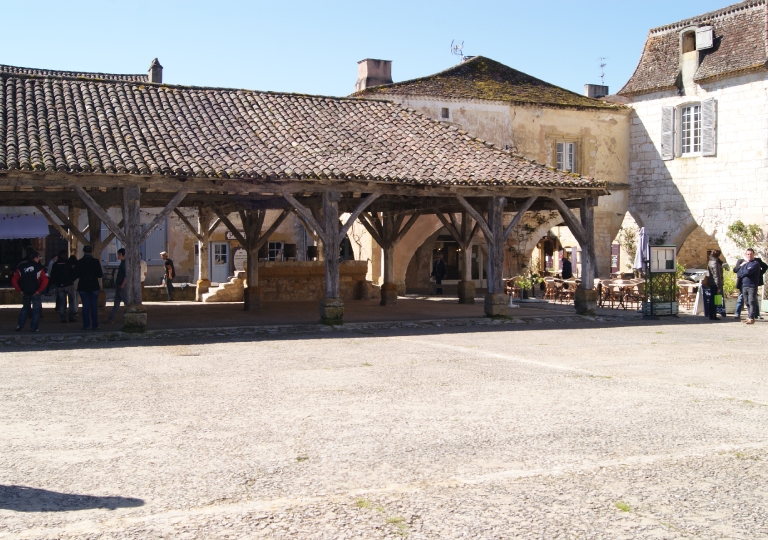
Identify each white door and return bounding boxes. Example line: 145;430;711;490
210;242;229;283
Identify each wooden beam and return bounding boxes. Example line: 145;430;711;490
550;196;587;245
35;205;70;240
357;213;385;247
43;202;90;245
174;208;203;241
502;196;538;241
211;204;247;246
255;208;293;251
282;193;326;243
139;190;189;244
72;185;127;245
392;211;422;245
435;210;461;242
456;195;493;241
339;193;380;239
103;220;125;246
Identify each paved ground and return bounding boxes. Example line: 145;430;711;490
2;316;767;539
0;296;615;335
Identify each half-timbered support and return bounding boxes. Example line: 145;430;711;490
211;206;293;310
174;207;221;300
435;210;479;304
550;196;599;314
358;211;421;305
121;186;146;330
284;191;379;323
457;195;538;316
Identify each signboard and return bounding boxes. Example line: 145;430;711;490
226;231;244;241
233;248;247;271
649;246;676;272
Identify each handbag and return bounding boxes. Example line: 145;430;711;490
714;294;723;305
701;275;710;287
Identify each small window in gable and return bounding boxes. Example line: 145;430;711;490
440;107;450;120
682;31;696;53
556;142;577;173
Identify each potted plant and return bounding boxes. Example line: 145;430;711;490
514;274;543;300
722;268;738;314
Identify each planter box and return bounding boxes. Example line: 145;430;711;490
724;297;738;314
642;301;678;316
762;299;768;313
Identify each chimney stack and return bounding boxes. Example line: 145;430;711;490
148;58;163;84
584;84;609;99
355;59;392;93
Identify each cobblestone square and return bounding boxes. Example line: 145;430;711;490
2;318;767;539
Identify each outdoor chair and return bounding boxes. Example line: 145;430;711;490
543;277;558;301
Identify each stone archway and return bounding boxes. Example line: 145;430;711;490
677;226;721;269
392;215;444;293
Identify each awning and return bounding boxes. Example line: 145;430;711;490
0;214;52;239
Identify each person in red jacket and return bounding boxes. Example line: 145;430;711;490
11;250;48;332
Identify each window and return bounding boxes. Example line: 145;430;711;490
440;107;450;119
682;31;696;53
556;142;577;173
267;241;284;261
213;243;228;265
680;104;701;154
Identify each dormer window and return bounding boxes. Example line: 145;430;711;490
682;31;696;53
440;107;450;120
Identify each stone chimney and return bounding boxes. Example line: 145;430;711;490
355;59;392;92
148;58;163;83
584;84;609;99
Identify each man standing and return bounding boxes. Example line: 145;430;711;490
106;248;127;324
736;248;768;324
733;258;745;320
431;253;447;296
11;251;48;332
161;251;175;301
76;246;103;330
49;249;75;323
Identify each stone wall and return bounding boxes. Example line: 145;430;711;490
677;226;721;269
627;71;768;266
258;261;368;301
0;288;22;304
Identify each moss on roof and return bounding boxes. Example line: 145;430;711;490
354;56;621;110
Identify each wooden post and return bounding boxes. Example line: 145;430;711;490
197;207;213;300
283;191;379;323
240;210;265;311
121;186;146;331
68;206;80;257
358;211;421;306
435;210;479;304
550;196;599;314
456;195;539;316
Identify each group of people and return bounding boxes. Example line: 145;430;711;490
705;248;767;323
11;247;174;333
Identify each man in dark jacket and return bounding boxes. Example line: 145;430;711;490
161;251;175;301
431;253;447;295
106;248;127;324
736;248;768;324
49;249;75;323
11;250;48;332
76;246;103;330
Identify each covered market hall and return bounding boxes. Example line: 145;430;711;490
0;61;607;330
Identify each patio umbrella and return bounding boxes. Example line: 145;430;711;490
571;246;578;277
634;227;648;271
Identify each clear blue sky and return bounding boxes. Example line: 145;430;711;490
3;1;727;97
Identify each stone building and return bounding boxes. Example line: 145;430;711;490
353;56;630;291
618;0;768;267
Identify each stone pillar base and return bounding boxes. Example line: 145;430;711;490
575;289;598;315
458;280;476;304
196;279;211;301
484;292;508;317
380;283;398;306
97;290;107;308
122;304;147;332
244;286;263;311
320;297;344;324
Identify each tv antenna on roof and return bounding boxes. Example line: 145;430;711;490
451;40;466;60
599;57;607;85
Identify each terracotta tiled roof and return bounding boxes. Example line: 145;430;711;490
353;56;620;110
0;64;148;82
0;68;603;189
619;1;767;96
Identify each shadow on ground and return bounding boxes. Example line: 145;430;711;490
0;485;144;512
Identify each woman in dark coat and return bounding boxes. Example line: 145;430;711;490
707;250;724;321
